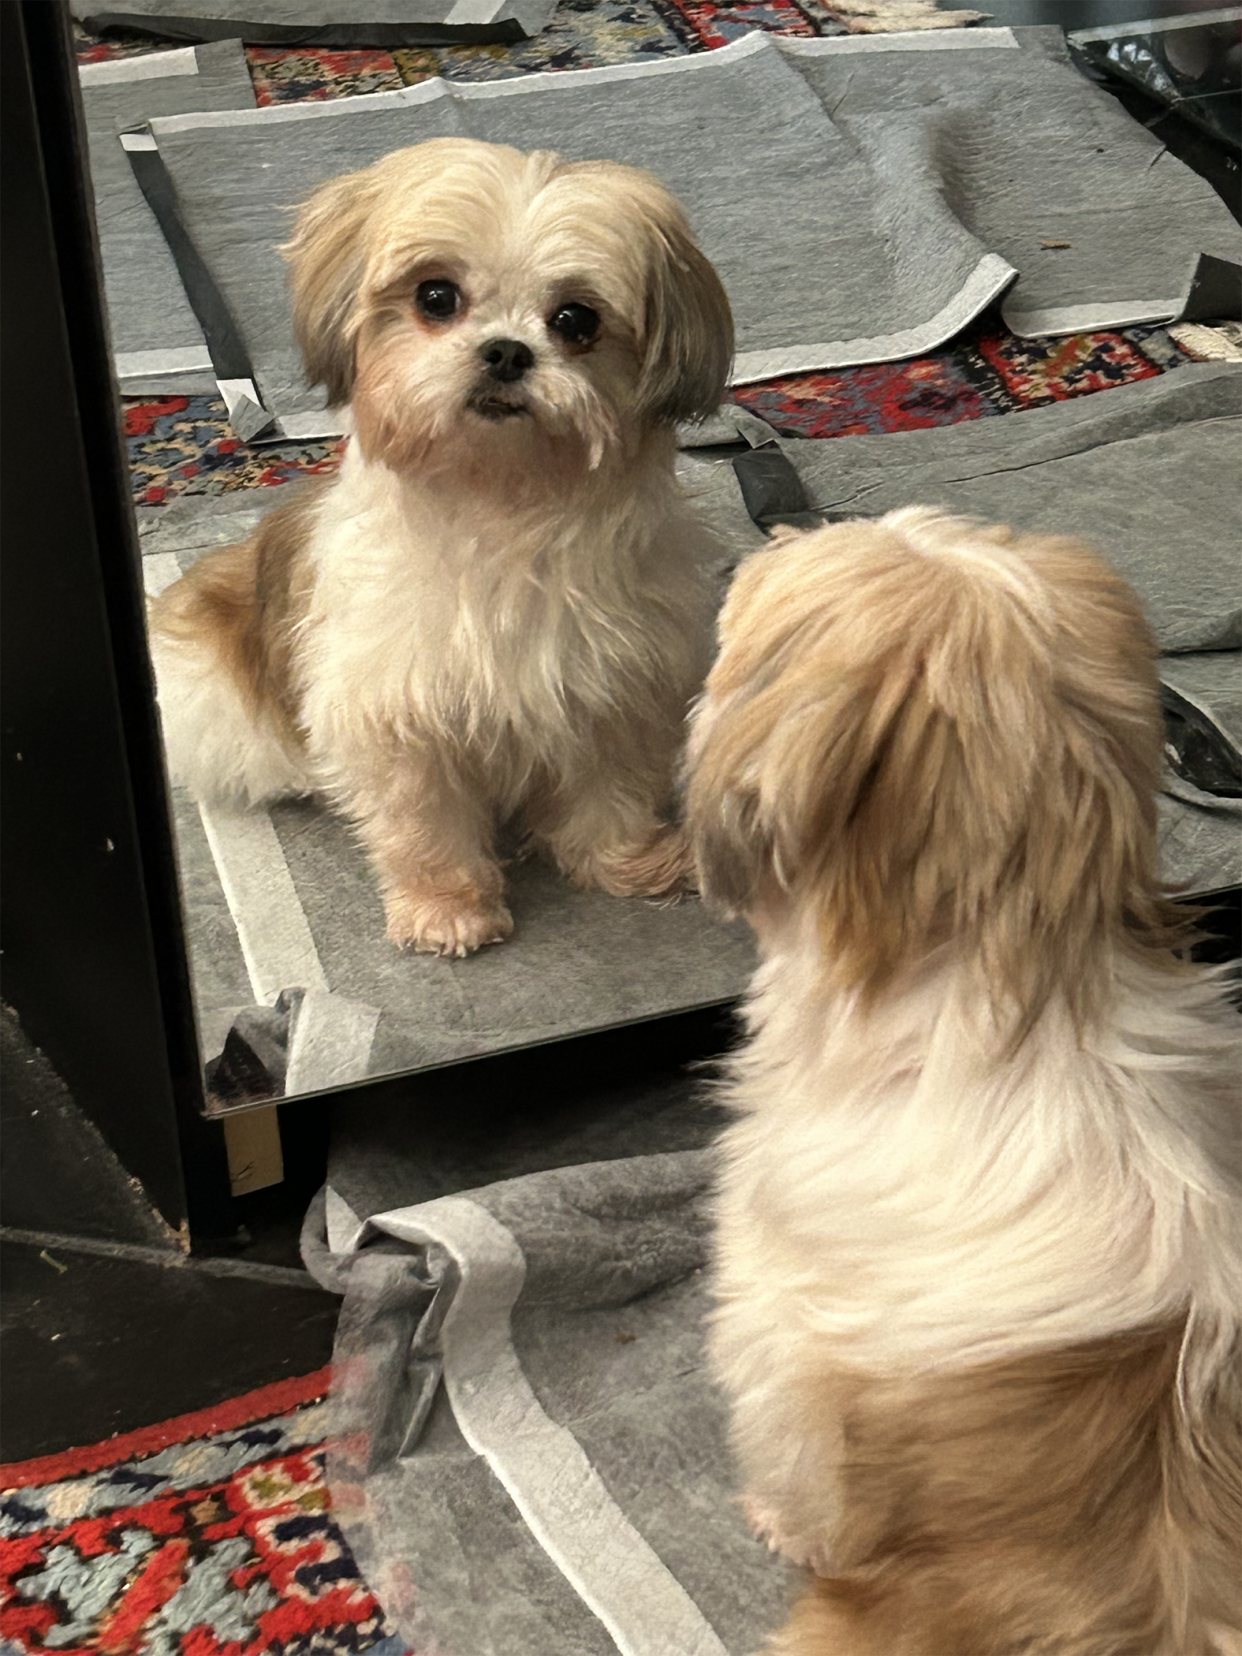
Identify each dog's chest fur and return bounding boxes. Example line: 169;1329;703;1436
295;448;711;774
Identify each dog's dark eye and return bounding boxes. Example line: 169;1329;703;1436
416;279;461;320
547;302;600;345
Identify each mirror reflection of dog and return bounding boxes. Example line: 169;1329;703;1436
686;510;1242;1656
150;139;733;956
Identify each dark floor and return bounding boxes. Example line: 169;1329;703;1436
0;1001;740;1464
3;0;1239;1472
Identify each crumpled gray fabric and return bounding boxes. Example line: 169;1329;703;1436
78;40;256;394
1158;651;1242;894
72;0;559;47
302;1153;793;1656
1158;779;1241;896
1161;651;1242;755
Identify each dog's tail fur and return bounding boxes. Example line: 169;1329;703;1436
148;490;320;805
762;1320;1241;1656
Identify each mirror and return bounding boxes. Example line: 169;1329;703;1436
76;3;1242;1108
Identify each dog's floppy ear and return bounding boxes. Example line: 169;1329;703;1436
636;209;734;427
282;169;384;407
684;743;774;918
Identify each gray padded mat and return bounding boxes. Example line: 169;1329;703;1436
78;41;256;395
72;0;558;47
129;27;1239;439
779;27;1241;340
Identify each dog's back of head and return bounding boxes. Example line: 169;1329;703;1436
686;508;1183;1033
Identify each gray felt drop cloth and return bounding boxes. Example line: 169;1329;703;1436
141;488;757;1103
777;27;1241;341
126;26;1239;440
72;0;558;47
303;1146;795;1656
78;41;256;395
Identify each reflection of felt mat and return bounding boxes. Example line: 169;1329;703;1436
72;0;560;48
303;1148;792;1656
78;41;256;394
779;28;1241;340
141;489;757;1105
128;26;1237;439
133;30;1008;439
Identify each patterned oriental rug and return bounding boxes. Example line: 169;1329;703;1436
0;1371;408;1656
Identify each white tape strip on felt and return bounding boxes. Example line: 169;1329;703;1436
197;801;329;1005
115;345;216;382
285;990;380;1096
147;30;773;134
143;550;379;1080
731;252;1016;383
142;552;183;598
1003;299;1185;336
778;25;1017;53
78;44;200;85
445;0;510;21
373;1195;730;1656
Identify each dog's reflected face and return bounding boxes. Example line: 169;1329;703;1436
284;139;734;473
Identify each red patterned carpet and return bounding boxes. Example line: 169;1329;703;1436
124;319;1187;508
0;1371;408;1656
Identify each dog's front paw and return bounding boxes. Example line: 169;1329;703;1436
741;1495;833;1576
384;887;514;957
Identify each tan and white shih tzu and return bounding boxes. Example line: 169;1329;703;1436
685;509;1241;1655
149;138;732;955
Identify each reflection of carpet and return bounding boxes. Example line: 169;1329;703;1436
127;319;1186;506
0;1370;406;1656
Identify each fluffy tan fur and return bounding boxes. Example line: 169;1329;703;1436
685;509;1242;1655
149;139;732;953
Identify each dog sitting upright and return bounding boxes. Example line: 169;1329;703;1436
684;509;1241;1655
150;139;732;955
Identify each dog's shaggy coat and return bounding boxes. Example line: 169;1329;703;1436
150;139;732;954
684;509;1242;1655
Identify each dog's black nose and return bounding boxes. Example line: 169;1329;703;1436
480;338;534;383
